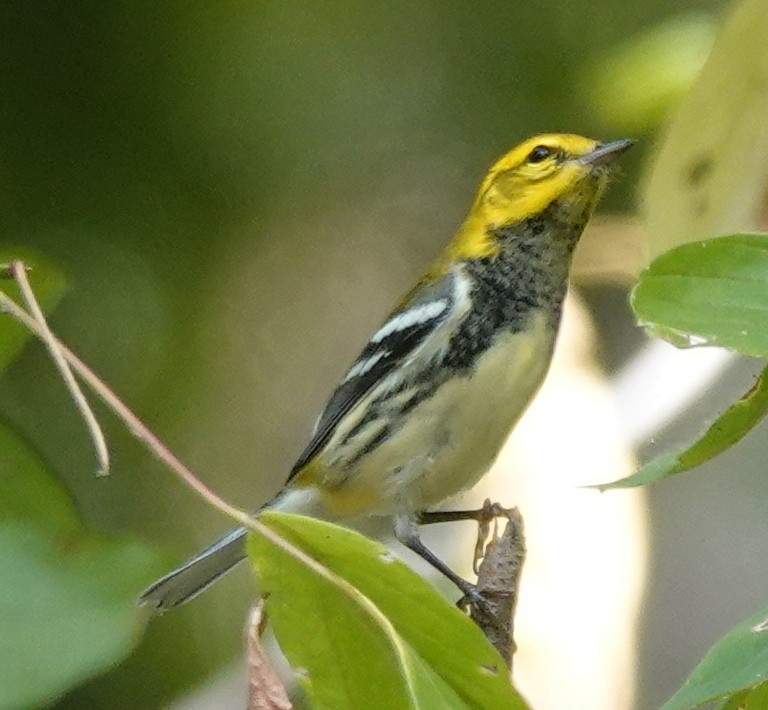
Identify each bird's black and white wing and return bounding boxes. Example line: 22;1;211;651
287;268;469;479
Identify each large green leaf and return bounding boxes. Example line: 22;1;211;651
632;234;768;357
642;0;768;259
0;524;160;710
661;604;768;710
248;512;528;710
0;424;163;709
0;251;66;373
595;363;768;489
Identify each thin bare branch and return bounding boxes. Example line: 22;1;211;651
468;503;526;668
8;260;111;476
0;285;251;527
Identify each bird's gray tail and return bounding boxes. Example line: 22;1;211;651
138;526;248;613
138;488;325;613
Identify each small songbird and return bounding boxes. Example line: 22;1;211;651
140;134;633;612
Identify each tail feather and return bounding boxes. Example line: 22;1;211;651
139;488;327;613
138;527;247;613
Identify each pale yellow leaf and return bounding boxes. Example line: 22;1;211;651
643;0;768;259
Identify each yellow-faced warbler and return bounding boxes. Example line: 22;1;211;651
140;134;633;612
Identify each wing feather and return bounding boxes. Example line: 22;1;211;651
288;271;459;479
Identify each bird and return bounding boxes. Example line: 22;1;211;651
139;133;633;613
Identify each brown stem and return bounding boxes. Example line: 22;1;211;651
246;601;293;710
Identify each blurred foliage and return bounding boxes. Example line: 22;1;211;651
0;420;163;709
584;13;716;134
642;0;768;259
0;0;727;708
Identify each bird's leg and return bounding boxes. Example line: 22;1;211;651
418;500;513;574
394;513;478;599
394;511;505;633
417;508;487;524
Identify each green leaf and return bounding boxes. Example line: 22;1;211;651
716;681;768;709
0;250;66;373
0;424;163;709
595;364;768;489
715;689;749;710
248;512;529;710
632;234;768;357
745;683;768;709
661;604;768;710
0;524;161;710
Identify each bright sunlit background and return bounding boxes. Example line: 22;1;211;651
3;2;768;709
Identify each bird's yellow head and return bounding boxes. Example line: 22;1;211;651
449;133;633;262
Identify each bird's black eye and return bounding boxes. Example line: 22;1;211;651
527;145;553;163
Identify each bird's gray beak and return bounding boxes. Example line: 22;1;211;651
580;138;635;166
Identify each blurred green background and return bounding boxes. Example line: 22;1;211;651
0;1;738;708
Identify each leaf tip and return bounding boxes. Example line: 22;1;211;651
579;482;614;493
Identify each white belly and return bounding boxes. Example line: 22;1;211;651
327;311;555;516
